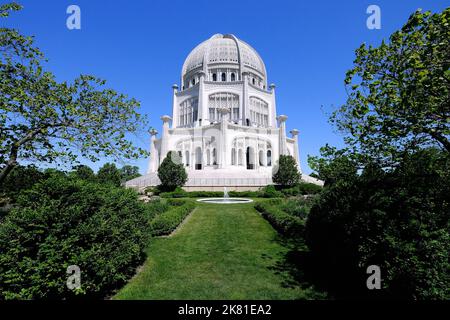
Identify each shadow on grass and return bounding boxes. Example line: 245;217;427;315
267;235;388;300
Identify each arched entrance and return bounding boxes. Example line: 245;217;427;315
246;147;255;169
195;147;202;170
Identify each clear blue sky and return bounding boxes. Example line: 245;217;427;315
4;0;448;174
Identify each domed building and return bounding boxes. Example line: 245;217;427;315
126;34;321;190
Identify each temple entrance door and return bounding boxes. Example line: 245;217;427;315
195;147;202;170
246;147;255;169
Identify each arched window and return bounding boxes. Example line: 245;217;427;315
212;148;217;165
185;151;190;167
231;73;236;81
195;147;202;170
221;73;226;82
212;73;217;81
191;78;196;86
259;150;264;166
267;150;272;166
252;78;256;85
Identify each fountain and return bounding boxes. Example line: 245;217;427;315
196;187;253;204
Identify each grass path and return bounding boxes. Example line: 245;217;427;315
115;202;316;300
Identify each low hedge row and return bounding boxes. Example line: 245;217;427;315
157;183;321;199
255;201;305;237
149;200;196;236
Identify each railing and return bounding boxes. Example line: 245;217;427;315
125;175;273;189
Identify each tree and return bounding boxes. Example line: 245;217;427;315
120;165;141;181
157;151;187;191
272;155;301;187
0;3;148;184
306;149;450;299
97;163;121;186
0;174;150;299
332;9;450;164
71;164;95;181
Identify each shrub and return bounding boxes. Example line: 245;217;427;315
255;201;304;237
157;151;187;191
159;186;187;198
149;201;196;236
97;163;122;186
0;165;45;201
280;199;311;219
260;185;283;198
280;182;322;196
228;190;260;198
305;149;450;299
143;198;170;220
0;176;149;299
166;198;187;206
273;155;301;187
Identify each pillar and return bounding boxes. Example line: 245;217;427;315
147;128;158;173
269;83;277;128
171;85;178;128
290;129;301;173
277;115;288;156
218;107;230;168
160;115;172;163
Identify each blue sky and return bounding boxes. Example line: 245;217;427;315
3;0;448;174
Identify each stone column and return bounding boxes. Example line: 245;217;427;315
242;72;249;126
160;115;172;163
277;115;288;157
269;83;277;128
171;85;178;128
218;107;230;169
147;128;158;173
198;71;206;127
290;129;301;173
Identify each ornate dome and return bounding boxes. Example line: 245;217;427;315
181;34;267;88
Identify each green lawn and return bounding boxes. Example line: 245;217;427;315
114;201;321;299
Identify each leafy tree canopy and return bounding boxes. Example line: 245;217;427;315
157;151;187;191
332;9;450;164
0;3;149;184
272;155;301;188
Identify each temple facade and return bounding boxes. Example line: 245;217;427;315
126;34;320;190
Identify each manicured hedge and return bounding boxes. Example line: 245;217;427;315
149;201;196;236
255;201;305;237
0;175;151;300
280;182;323;196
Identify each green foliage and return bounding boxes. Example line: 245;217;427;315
97;163;121;186
120;165;141;181
228;190;261;198
157;151;187;191
259;185;283;198
333;8;450;162
0;164;45;201
143;199;170;221
0;175;150;299
149;201;196;236
280;182;323;196
255;201;305;237
70;164;95;182
272;155;301;187
0;6;149;184
305;149;450;299
159;186;187;198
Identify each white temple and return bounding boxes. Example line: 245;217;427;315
126;34;321;190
